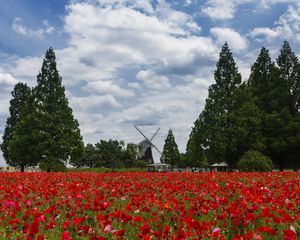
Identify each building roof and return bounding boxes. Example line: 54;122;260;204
210;162;228;167
147;163;170;167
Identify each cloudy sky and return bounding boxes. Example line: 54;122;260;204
1;0;300;165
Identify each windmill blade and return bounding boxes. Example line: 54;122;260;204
150;127;160;141
150;143;162;155
134;125;152;142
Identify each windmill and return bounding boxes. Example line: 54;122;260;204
134;125;164;164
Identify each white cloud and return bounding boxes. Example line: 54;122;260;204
210;27;248;51
96;0;154;13
113;79;210;153
156;0;201;34
85;80;135;97
55;1;217;88
136;70;171;89
71;94;122;109
201;0;297;20
0;99;9;116
259;0;298;9
249;27;279;41
10;57;42;85
128;82;141;89
0;72;18;86
202;0;237;20
12;18;55;38
250;2;300;42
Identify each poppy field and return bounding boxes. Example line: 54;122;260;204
0;172;299;240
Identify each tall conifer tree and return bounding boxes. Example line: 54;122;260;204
161;129;181;167
202;43;241;168
277;41;300;115
35;48;84;171
276;41;300;170
248;47;277;113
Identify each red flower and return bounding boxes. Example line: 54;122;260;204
283;229;297;240
62;231;72;240
257;226;277;235
29;220;39;235
37;235;45;240
140;223;152;235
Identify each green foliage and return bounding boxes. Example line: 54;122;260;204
39;159;67;172
277;41;300;114
237;150;273;172
161;129;181;166
34;48;84;171
94;139;125;169
1;83;32;170
1;48;84;172
186;117;206;167
71;140;140;169
8;96;45;171
72;144;97;168
275;41;300;170
133;159;148;169
188;41;300;171
187;43;242;169
229;83;265;155
248;47;276;113
122;143;139;168
67;167;147;173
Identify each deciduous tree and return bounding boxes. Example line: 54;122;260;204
1;82;31;171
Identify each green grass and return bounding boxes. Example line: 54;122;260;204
67;167;147;173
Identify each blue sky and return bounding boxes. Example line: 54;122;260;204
1;0;300;165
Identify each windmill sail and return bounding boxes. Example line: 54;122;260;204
134;125;161;164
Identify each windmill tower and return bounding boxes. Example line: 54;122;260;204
134;125;163;164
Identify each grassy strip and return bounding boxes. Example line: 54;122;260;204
67;167;147;173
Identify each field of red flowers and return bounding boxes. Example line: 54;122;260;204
0;172;299;240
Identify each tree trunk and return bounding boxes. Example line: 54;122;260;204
20;165;25;172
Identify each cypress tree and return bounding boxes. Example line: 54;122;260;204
277;41;300;115
1;82;31;171
248;47;276;113
161;129;181;167
276;41;300;171
35;48;84;171
202;43;241;169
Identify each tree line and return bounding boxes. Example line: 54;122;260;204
1;42;299;171
71;141;148;169
187;41;300;171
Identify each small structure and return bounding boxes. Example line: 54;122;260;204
210;162;228;172
147;163;170;172
134;125;162;164
0;166;17;172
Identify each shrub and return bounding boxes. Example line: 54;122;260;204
39;160;67;172
237;150;273;172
